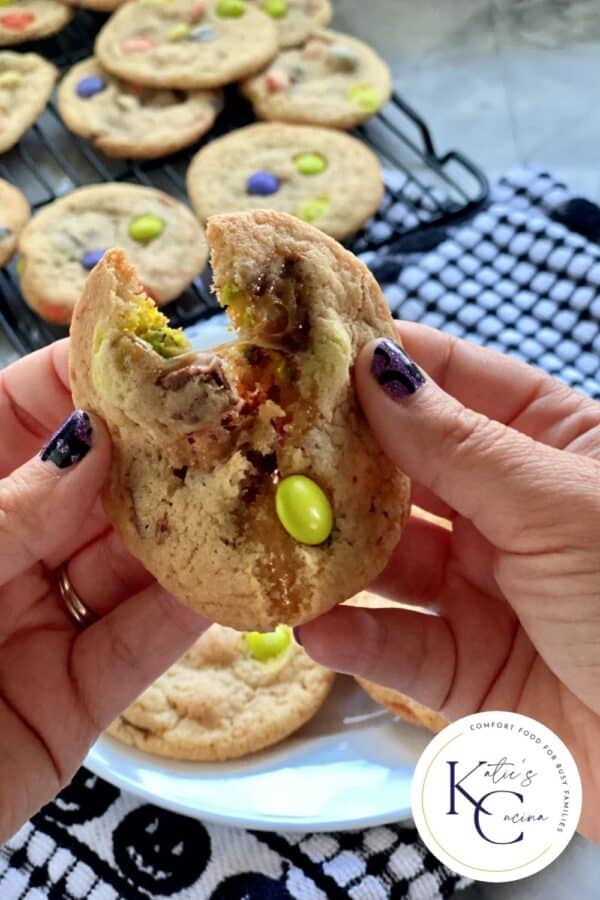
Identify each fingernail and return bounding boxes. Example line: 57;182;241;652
293;626;304;647
40;410;93;470
370;338;425;400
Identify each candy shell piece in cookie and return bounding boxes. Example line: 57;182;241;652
108;624;335;760
18;183;207;324
95;0;278;91
57;58;222;159
0;0;72;47
249;0;331;50
241;28;392;129
348;592;449;734
0;52;57;153
69;211;410;631
0;179;29;267
186;122;383;241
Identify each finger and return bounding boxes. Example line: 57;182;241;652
0;340;72;476
397;323;600;454
70;584;210;732
356;338;592;551
297;597;522;721
0;410;110;585
372;512;503;608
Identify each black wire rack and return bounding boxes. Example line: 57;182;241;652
0;11;490;357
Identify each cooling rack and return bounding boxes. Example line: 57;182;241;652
0;10;490;356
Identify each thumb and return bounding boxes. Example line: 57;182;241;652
356;338;588;550
0;409;111;585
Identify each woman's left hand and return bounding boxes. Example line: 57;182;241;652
0;339;209;843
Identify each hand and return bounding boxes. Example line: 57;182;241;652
297;323;600;844
0;340;208;843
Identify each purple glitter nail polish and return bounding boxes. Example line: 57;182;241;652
370;338;425;400
40;410;93;469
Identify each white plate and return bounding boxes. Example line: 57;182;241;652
85;677;429;832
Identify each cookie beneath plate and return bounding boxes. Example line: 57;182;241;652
108;624;335;760
0;179;29;267
186;122;383;241
0;0;72;46
249;0;331;49
58;57;222;159
0;51;57;152
18;183;207;324
95;0;278;90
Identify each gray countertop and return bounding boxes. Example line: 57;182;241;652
2;1;599;893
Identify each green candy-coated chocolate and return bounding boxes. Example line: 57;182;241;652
275;475;333;545
216;0;245;17
0;0;12;7
262;0;287;17
348;83;381;113
244;624;293;662
296;197;329;223
129;214;165;242
294;152;327;175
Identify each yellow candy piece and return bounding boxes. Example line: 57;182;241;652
275;475;333;545
348;83;382;113
294;152;327;175
121;294;191;358
0;71;20;87
262;0;287;17
296;197;329;224
216;0;245;16
167;22;190;41
0;0;13;7
244;624;293;662
129;214;164;242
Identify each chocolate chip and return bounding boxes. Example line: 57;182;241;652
172;465;188;481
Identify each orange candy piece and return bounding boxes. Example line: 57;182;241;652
188;2;205;22
0;11;34;29
121;35;157;52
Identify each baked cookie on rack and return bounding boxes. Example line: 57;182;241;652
248;0;331;49
186;122;383;241
0;0;72;46
69;212;410;631
0;52;57;153
18;183;207;324
241;29;392;129
108;624;335;760
348;592;448;734
95;0;278;90
57;58;222;159
0;179;29;267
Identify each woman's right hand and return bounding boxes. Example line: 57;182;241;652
298;323;600;844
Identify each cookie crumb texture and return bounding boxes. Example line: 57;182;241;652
248;0;331;49
17;183;207;324
0;51;57;152
241;28;392;129
107;624;335;760
57;57;222;159
69;211;410;631
95;0;279;90
186;122;383;241
0;0;72;47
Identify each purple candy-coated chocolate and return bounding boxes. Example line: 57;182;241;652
76;76;106;99
246;171;280;196
81;249;105;270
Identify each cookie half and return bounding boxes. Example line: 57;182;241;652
58;58;222;159
108;624;335;760
348;592;449;734
241;28;392;129
0;0;72;46
95;0;278;91
0;179;29;267
249;0;331;49
0;52;57;153
69;211;410;631
186;122;383;241
18;183;207;324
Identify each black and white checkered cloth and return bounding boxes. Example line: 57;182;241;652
2;163;599;900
